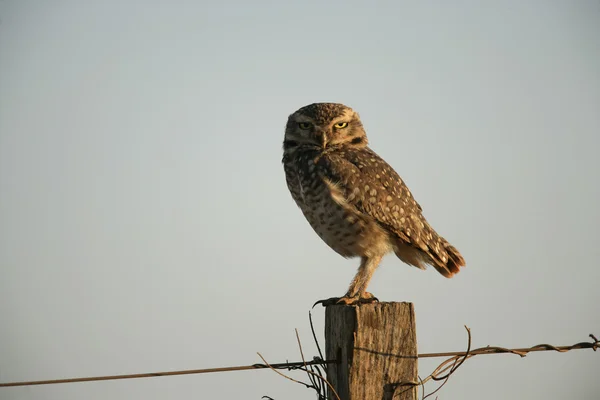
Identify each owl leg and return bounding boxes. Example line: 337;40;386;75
341;255;382;303
313;255;382;307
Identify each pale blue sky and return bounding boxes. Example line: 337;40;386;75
1;1;599;399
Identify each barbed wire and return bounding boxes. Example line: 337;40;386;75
1;308;597;394
1;333;596;389
0;359;333;388
411;331;599;400
257;316;598;400
416;332;599;359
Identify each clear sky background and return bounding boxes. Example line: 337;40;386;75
1;1;599;399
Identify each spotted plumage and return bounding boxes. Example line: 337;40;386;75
282;103;465;305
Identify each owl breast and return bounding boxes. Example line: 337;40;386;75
283;150;393;259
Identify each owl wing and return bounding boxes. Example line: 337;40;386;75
317;147;464;276
317;147;422;241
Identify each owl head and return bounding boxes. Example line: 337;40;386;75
284;103;368;152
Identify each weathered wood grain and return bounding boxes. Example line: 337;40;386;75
325;302;418;400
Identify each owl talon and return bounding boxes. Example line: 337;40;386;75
361;292;378;302
313;294;379;307
312;297;342;308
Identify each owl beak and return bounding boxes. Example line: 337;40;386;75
319;131;328;149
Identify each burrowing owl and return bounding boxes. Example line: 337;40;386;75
282;103;465;305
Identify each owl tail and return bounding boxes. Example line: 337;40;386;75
433;243;465;278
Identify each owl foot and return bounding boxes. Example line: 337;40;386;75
312;292;379;307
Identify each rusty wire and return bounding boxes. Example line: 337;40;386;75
419;332;599;359
0;328;597;389
419;332;599;389
401;331;599;400
0;359;333;388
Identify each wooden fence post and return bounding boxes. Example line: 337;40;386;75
325;302;418;400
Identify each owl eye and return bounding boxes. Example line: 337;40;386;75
334;122;348;129
298;122;312;130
